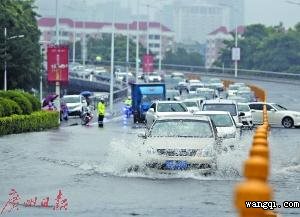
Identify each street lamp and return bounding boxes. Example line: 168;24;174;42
3;27;24;91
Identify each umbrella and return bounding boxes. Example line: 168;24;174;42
43;94;58;107
80;91;92;97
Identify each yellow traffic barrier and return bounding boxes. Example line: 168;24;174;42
252;138;268;147
250;145;269;160
244;156;269;181
253;132;268;140
235;180;273;217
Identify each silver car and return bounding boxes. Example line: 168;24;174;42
139;115;219;173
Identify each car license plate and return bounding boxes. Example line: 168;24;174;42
165;160;188;170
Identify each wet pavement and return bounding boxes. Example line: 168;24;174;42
0;79;300;217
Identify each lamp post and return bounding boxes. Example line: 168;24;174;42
135;0;140;83
3;27;24;91
109;0;116;113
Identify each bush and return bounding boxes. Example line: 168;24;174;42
0;90;33;115
0;98;22;117
0;111;59;136
20;92;41;112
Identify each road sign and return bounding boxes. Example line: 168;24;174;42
142;54;154;73
47;45;69;84
232;47;241;61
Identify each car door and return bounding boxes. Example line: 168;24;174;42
249;103;264;124
267;104;282;125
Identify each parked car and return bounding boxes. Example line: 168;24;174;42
248;102;300;128
145;101;190;128
147;72;162;83
139;115;219;173
207;78;224;91
194;111;242;139
62;95;87;117
166;89;181;101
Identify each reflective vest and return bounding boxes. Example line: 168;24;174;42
97;102;106;115
124;99;132;106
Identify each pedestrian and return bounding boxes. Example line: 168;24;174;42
97;98;106;127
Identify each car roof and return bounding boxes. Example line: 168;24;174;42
194;111;231;115
63;95;80;97
154;100;183;104
203;99;237;104
156;114;210;122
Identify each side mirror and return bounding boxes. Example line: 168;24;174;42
270;108;276;112
148;108;154;113
239;112;245;117
236;123;243;128
138;133;147;139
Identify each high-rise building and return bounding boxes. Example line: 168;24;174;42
156;0;244;44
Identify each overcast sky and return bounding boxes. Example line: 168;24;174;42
245;0;300;27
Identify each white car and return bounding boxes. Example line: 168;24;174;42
166;89;181;101
145;101;190;128
194;111;241;139
139;115;219;173
237;103;254;129
196;88;217;100
208;78;224;91
62;95;87;117
182;99;200;113
188;82;204;94
147;72;162;82
201;99;244;125
227;84;241;96
248;102;300;128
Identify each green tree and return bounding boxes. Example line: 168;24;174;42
163;47;204;66
68;34;147;64
0;0;41;90
214;23;300;73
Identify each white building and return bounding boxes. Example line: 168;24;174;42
38;17;175;60
205;26;245;68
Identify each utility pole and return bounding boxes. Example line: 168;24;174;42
55;0;61;121
158;10;162;74
4;28;7;91
72;20;76;63
126;22;130;85
109;0;116;113
234;25;238;77
135;0;140;83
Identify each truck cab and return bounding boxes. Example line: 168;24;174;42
131;83;166;123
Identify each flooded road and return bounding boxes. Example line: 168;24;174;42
0;80;299;217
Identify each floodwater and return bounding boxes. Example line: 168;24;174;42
0;80;299;217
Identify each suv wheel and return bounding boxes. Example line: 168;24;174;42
282;117;294;128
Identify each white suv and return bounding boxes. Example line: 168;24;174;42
62;95;87;117
201;99;245;125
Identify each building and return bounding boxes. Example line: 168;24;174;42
205;26;245;68
157;0;244;44
38;17;175;61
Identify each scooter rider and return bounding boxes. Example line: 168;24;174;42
97;98;106;127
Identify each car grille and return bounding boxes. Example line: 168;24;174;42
157;149;197;157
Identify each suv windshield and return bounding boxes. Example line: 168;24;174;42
238;104;250;112
183;102;198;107
64;96;80;103
151;120;213;138
206;114;233;127
203;104;237;116
157;103;187;112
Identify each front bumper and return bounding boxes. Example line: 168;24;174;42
144;156;216;172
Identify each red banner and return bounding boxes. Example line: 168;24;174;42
142;54;154;73
47;45;69;84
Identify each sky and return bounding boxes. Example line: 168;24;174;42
245;0;300;27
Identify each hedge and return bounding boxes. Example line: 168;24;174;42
0;111;59;136
0;97;22;117
0;90;33;115
21;92;41;112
